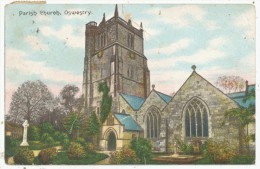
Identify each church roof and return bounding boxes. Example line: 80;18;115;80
114;113;142;131
227;84;255;108
155;91;172;103
120;93;145;111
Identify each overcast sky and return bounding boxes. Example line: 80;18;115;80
5;4;255;112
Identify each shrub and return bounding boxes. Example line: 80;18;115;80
84;142;96;154
40;122;55;135
180;143;194;155
38;147;58;164
28;125;40;141
45;136;55;146
110;147;140;164
131;138;152;164
76;137;85;146
53;131;61;141
175;138;194;155
58;132;69;142
61;139;70;150
5;136;20;158
67;142;86;160
205;139;237;164
41;133;51;142
14;147;34;165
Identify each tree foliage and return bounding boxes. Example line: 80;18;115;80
63;112;82;138
8;80;53;124
222;89;255;154
98;82;112;123
59;85;80;113
131;138;152;164
85;112;100;136
216;76;245;93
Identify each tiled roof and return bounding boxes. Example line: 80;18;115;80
248;85;255;92
120;93;145;111
227;85;255;108
114;113;142;131
232;97;255;108
227;92;245;98
155;91;172;103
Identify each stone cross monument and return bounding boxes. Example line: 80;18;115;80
20;120;29;146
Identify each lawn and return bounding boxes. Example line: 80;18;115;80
150;152;255;165
194;156;255;164
50;152;109;165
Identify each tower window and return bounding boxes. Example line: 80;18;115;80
128;33;134;48
184;98;209;138
100;33;106;48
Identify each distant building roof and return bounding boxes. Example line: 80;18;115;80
227;84;255;108
120;93;145;111
114;113;142;131
155;91;172;103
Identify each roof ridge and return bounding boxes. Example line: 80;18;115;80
155;90;172;97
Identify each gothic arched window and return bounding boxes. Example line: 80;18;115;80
146;106;161;139
184;98;209;137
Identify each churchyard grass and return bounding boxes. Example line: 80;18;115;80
50;152;108;165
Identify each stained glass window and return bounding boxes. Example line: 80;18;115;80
146;107;161;139
185;98;209;138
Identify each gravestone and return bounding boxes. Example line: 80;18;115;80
20;120;29;146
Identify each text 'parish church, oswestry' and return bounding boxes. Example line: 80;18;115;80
82;5;255;152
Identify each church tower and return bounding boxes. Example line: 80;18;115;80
83;5;150;114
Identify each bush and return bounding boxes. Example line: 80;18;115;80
53;131;61;141
180;143;194;155
84;142;96;154
45;136;55;146
40;122;55;135
58;132;69;142
61;139;70;150
14;147;34;165
28;125;40;141
76;137;85;146
41;133;51;142
131;138;152;164
38;147;58;164
67;142;86;160
110;147;140;164
5;136;20;158
206;139;237;164
175;138;194;155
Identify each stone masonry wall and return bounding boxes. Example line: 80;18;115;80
163;72;240;148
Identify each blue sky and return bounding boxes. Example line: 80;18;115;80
5;4;255;110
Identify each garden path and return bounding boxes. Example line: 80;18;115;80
95;151;112;165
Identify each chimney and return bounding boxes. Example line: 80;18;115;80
245;80;249;95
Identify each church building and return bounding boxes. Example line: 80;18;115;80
83;5;255;152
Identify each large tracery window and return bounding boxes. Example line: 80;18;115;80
185;98;209;137
146;107;161;139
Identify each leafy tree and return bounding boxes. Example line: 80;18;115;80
222;88;255;154
8;80;53;124
40;122;55;135
216;76;245;93
98;82;112;123
28;125;40;141
85;112;100;143
131;138;152;164
63;112;82;139
59;85;80;113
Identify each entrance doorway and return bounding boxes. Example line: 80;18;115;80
107;132;116;151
